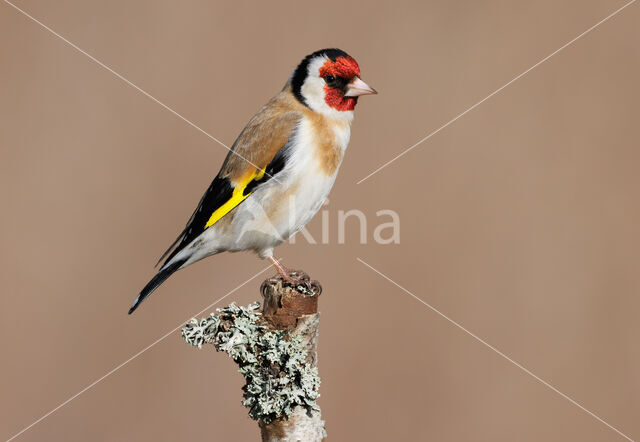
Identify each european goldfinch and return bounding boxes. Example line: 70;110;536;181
129;48;376;314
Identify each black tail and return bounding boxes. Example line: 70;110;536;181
128;259;186;314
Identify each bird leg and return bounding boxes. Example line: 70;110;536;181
268;256;296;284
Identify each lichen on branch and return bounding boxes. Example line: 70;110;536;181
182;302;321;423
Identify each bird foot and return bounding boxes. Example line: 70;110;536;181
262;269;320;298
267;257;320;295
279;270;304;285
280;273;297;285
268;256;296;283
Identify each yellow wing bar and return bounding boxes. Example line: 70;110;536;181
204;168;266;229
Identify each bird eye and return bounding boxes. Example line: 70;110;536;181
324;75;335;85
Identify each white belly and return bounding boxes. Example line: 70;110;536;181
218;117;349;257
232;172;335;254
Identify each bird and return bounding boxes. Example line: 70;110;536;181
128;48;376;314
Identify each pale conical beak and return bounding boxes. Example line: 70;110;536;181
344;77;378;97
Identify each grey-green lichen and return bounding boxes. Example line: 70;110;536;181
182;302;321;423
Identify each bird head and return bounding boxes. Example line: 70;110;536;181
290;48;376;120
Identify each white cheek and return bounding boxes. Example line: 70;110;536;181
301;75;329;112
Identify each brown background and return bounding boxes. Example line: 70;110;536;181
1;0;639;441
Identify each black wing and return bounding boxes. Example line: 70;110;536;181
157;142;290;268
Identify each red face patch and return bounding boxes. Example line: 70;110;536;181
319;56;361;111
319;56;361;79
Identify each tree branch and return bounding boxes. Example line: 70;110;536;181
181;270;325;441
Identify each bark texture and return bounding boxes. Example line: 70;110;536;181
258;271;325;442
181;270;325;441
